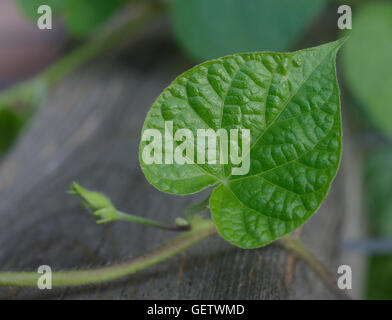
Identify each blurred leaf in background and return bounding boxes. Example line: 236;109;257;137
364;147;392;299
64;0;127;37
0;0;134;157
365;148;392;237
17;0;128;36
0;76;47;156
367;256;392;300
0;108;27;154
171;0;327;62
342;2;392;298
17;0;65;18
342;2;392;139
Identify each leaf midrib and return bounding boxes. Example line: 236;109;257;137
158;43;339;190
223;44;337;182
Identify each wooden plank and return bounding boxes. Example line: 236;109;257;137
0;33;355;300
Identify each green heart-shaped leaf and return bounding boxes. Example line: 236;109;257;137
139;39;345;248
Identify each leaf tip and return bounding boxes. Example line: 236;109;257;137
339;35;350;45
333;36;349;51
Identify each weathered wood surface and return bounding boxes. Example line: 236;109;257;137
0;31;356;300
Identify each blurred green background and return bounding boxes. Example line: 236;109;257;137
0;0;391;299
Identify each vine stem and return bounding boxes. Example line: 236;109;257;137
43;2;167;86
0;2;166;113
0;217;350;300
0;217;216;287
113;211;191;231
278;236;351;300
68;182;191;231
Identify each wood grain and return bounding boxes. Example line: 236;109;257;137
0;30;355;300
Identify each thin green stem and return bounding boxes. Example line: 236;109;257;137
0;190;350;297
0;222;352;297
43;3;166;86
278;236;351;300
185;196;210;216
114;211;190;231
0;2;166;115
0;217;217;287
70;182;190;231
